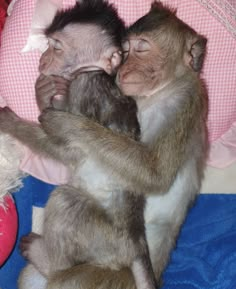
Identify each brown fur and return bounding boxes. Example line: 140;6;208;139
0;2;208;289
39;3;207;288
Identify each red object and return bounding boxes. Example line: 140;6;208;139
0;0;9;44
0;195;18;266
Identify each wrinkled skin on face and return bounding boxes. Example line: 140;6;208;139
117;37;167;97
117;8;206;98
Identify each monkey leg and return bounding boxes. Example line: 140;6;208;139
44;185;156;289
47;264;136;289
145;220;182;287
44;185;138;269
131;256;157;289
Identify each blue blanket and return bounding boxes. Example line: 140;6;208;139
0;176;235;289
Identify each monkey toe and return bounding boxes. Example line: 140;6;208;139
19;233;40;258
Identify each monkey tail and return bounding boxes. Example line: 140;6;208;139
47;264;136;289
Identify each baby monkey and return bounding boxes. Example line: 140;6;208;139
18;1;156;289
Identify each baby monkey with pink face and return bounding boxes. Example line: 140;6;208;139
18;1;157;289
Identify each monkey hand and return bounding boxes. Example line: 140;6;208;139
0;107;21;134
36;74;70;112
39;108;90;148
38;108;72;144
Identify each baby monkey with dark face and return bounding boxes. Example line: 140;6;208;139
17;1;156;289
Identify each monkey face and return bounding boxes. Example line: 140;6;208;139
117;36;167;98
117;2;206;98
39;37;71;78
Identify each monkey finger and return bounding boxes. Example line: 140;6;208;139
19;238;31;257
36;76;70;95
36;82;57;98
38;86;57;97
55;82;70;91
53;89;68;97
51;75;71;86
54;82;70;96
20;249;29;259
37;79;69;97
35;74;52;89
19;233;40;254
20;233;39;245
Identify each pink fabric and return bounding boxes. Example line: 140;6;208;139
0;0;235;185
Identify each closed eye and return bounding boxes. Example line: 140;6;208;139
136;50;149;53
48;37;63;51
54;42;63;51
135;39;151;54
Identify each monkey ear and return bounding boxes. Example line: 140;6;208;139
99;47;122;75
187;36;207;72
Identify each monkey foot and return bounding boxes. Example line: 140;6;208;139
20;232;41;259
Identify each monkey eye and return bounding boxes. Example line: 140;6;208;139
48;38;63;52
54;41;63;51
135;39;151;53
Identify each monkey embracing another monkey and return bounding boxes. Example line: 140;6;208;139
0;1;208;289
0;1;156;289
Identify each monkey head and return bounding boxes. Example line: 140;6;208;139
39;0;125;78
117;2;207;98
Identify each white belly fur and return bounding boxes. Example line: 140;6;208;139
145;158;199;226
73;156;118;208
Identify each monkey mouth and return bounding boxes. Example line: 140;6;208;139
120;81;143;85
118;72;146;85
116;71;145;88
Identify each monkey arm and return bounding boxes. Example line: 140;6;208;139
39;103;201;195
0;107;70;164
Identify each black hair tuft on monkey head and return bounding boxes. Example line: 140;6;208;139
45;0;125;46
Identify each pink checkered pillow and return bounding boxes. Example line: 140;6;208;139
0;0;236;185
